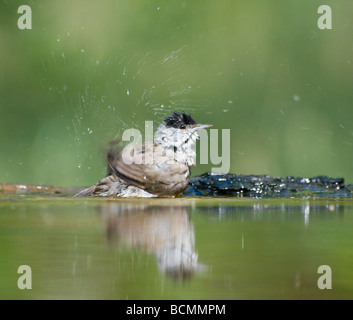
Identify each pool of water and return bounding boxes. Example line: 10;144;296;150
0;195;352;299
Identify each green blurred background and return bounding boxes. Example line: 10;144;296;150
0;0;352;188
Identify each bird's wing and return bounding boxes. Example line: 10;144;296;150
108;142;190;196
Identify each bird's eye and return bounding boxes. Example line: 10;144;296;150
179;124;186;129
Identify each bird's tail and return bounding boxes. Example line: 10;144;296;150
72;185;97;197
72;175;118;197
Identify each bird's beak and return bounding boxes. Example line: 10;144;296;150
194;124;212;130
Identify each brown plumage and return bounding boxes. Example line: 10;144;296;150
74;112;211;198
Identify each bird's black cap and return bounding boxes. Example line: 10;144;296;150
163;111;197;128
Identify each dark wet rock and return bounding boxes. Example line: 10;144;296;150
183;173;352;198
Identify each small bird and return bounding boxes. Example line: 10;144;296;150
74;111;212;198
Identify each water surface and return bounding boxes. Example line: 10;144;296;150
0;195;352;299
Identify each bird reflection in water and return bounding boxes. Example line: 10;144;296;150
101;203;203;280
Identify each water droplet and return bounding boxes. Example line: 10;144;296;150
87;128;93;134
293;94;300;102
157;7;160;11
57;38;60;42
227;100;233;104
127;89;130;96
81;49;85;53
